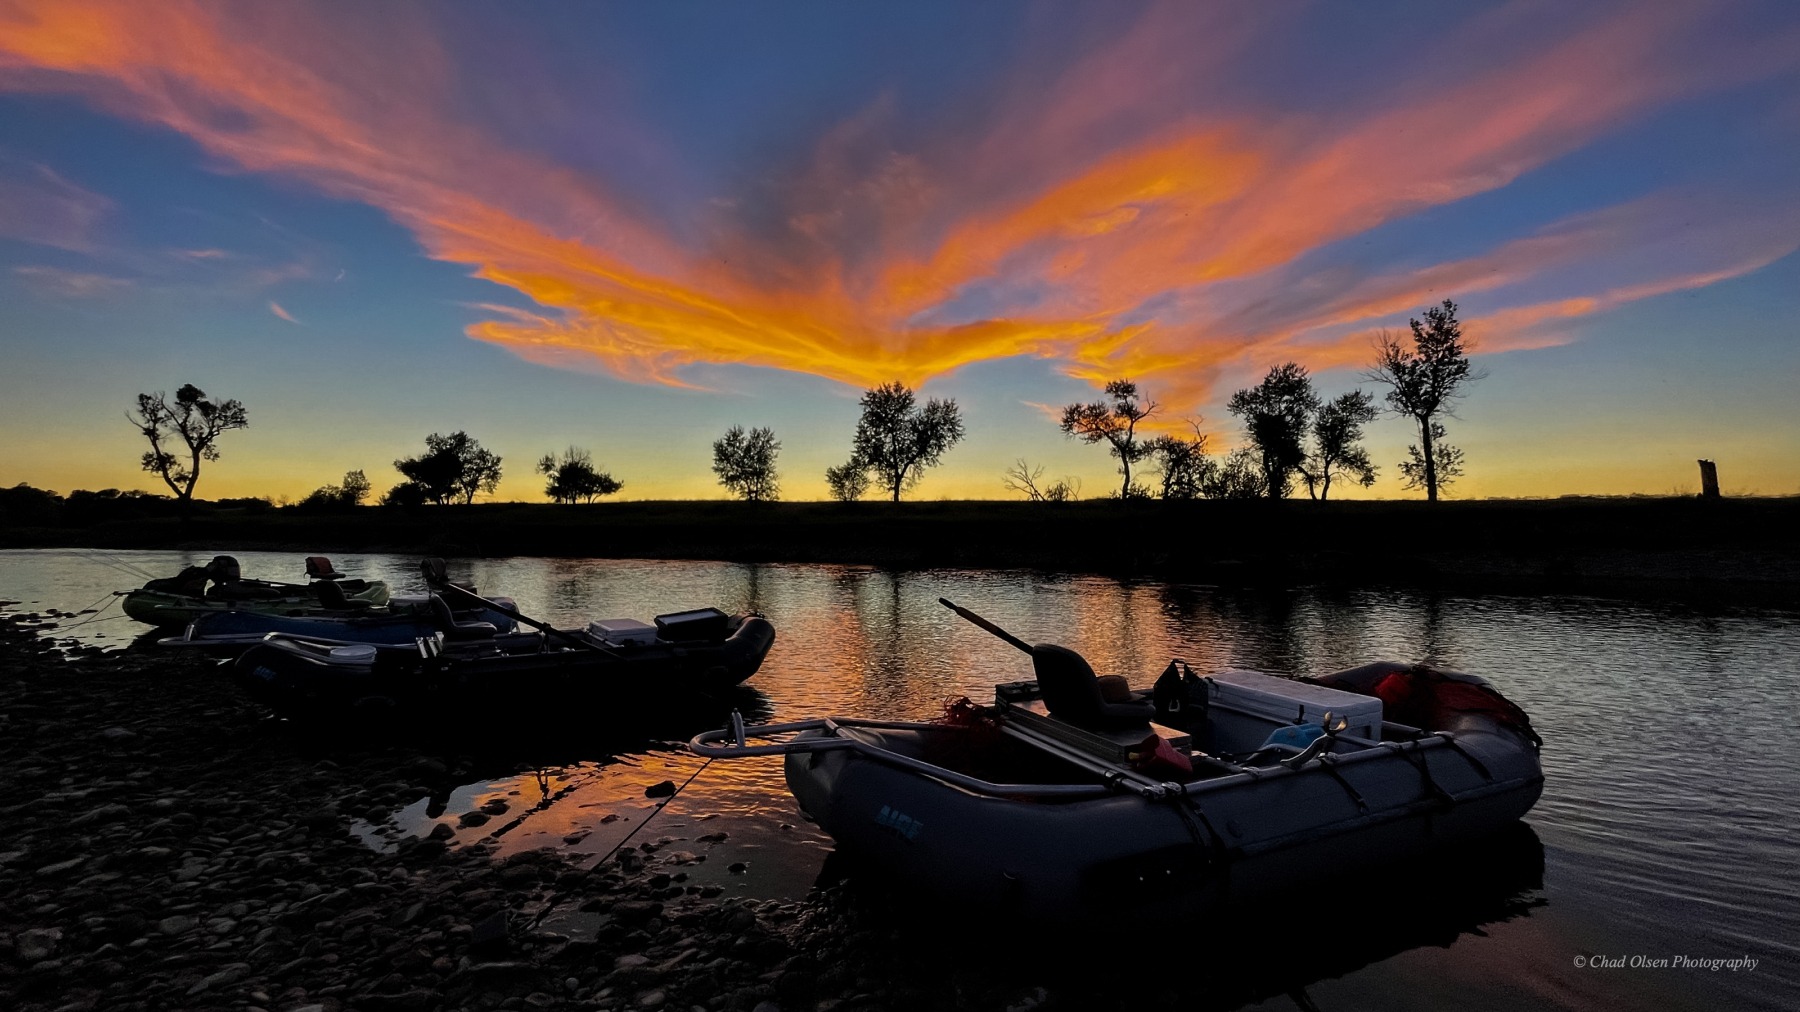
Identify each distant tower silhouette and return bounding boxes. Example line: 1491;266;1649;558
1696;459;1720;499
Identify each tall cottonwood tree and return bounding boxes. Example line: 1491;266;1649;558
1369;300;1481;502
711;426;781;502
1060;379;1158;498
849;382;965;501
395;431;503;505
1302;391;1379;500
1227;363;1319;499
131;384;248;505
537;446;621;504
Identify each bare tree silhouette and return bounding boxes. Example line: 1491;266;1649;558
1061;379;1157;498
130;384;248;506
1368;300;1483;502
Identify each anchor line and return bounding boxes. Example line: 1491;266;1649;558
526;755;716;931
60;591;123;629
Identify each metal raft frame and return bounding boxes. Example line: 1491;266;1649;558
687;706;1490;806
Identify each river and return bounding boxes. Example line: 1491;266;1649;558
3;547;1795;1010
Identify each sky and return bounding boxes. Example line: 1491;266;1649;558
1;0;1797;503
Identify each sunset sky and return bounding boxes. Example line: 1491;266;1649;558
2;0;1797;502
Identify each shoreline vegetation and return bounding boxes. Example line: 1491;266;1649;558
4;496;1798;601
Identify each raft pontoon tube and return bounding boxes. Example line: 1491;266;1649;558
691;601;1541;921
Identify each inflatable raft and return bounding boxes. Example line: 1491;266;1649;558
234;606;776;724
121;555;390;627
691;599;1541;921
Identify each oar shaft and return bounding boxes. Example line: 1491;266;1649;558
938;598;1034;655
440;585;617;657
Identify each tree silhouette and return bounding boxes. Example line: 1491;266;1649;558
1368;300;1482;502
130;384;248;505
1397;422;1465;495
1001;459;1081;502
395;431;503;505
1060;379;1157;498
1227;363;1319;499
849;382;965;501
824;461;869;502
1302;391;1379;500
1202;448;1267;500
298;469;372;510
536;446;621;504
712;426;781;502
1147;424;1211;500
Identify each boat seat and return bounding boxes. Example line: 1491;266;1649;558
427;593;497;640
420;557;476;593
314;580;371;610
1032;643;1155;731
304;556;345;581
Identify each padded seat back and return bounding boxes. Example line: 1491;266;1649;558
1032;643;1154;730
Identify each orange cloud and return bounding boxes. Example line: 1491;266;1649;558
268;300;299;324
1;0;1792;412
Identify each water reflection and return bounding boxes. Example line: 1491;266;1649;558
5;548;1799;1010
813;822;1547;1012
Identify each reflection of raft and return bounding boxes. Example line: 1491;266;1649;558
121;555;390;627
693;602;1541;921
234;608;776;723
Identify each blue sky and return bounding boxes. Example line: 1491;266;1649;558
1;0;1796;501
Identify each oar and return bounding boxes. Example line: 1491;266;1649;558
938;598;1034;656
437;584;623;659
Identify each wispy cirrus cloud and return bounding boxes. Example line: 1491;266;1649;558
1;0;1794;413
267;300;299;324
0;158;111;251
11;264;131;297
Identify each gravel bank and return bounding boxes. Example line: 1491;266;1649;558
0;610;1009;1012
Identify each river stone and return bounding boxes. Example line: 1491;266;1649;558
456;811;489;828
37;856;86;876
159;914;198;936
15;927;62;962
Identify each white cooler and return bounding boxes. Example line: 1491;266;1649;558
1204;670;1384;751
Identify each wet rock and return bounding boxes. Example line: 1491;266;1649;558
37;855;86;876
479;798;509;816
457;811;490;828
728;863;749;875
644;781;676;799
159;915;198;936
426;823;455;841
297;806;339;830
188;962;250;994
16;926;63;962
357;988;436;1011
468;910;509;953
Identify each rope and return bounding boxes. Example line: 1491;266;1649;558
60;592;123;629
526;754;715;931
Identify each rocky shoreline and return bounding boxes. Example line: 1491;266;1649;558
1;606;1560;1012
0;610;1016;1012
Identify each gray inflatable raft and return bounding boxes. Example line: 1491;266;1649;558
692;604;1541;921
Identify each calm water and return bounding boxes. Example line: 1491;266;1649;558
4;548;1797;1010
